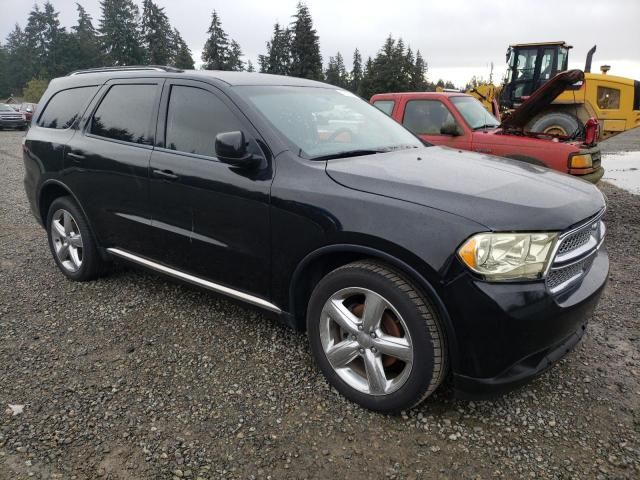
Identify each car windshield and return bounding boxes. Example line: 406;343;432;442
450;96;500;130
238;86;423;159
0;104;14;111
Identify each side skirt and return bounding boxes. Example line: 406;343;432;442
106;247;282;314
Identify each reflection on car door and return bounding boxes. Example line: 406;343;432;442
148;80;273;299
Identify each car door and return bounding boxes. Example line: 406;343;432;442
63;79;162;254
400;98;472;150
148;80;273;299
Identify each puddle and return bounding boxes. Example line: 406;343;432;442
601;150;640;195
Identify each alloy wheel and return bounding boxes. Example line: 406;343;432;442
319;287;414;395
50;209;84;273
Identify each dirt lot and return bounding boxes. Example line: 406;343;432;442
1;129;639;479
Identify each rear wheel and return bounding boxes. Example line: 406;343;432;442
46;196;105;281
307;260;447;412
527;112;580;136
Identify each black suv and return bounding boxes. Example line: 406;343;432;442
23;67;608;412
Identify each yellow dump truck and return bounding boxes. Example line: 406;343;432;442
467;42;640;139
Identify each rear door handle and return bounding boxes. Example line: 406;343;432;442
152;169;179;180
67;152;86;161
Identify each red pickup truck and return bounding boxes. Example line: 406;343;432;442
371;70;604;183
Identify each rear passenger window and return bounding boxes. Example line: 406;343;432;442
165;86;242;157
373;100;395;116
90;84;157;145
37;86;98;129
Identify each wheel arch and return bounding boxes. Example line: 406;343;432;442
288;244;459;368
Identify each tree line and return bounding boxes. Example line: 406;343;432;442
0;0;457;102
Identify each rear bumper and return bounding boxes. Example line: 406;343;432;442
442;246;608;398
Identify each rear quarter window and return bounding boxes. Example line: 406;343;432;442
37;86;98;129
372;100;395;116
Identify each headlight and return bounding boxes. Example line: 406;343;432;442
458;232;558;281
569;153;592;169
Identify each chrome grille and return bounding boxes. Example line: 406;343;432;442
546;211;605;294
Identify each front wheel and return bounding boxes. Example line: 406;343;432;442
527;112;580;136
307;260;447;412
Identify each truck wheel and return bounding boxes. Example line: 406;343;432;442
527;112;580;136
307;260;447;413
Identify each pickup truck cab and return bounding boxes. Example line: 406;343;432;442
371;91;604;183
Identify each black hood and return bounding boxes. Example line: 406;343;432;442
500;69;585;130
326;146;605;231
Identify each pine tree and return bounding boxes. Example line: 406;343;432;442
260;22;291;75
71;3;103;69
411;50;428;91
350;48;363;95
141;0;173;65
289;2;322;80
0;43;9;98
4;25;32;94
24;2;67;78
171;29;194;69
359;56;374;100
201;10;229;70
99;0;144;65
325;56;339;86
246;60;255;72
227;40;244;71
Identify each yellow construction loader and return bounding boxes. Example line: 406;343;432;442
466;42;640;139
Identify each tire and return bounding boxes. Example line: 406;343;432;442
46;196;105;281
307;260;447;412
527;112;580;136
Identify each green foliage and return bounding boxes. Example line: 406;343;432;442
202;10;244;71
259;23;291;75
99;0;144;65
325;52;348;88
171;29;194;69
350;49;363;95
22;78;49;102
0;43;9;98
289;2;322;80
72;3;103;69
141;0;173;65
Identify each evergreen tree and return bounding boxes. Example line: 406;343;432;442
227;40;244;71
359;56;374;99
410;50;428;91
0;43;9;98
350;48;363;95
99;0;144;65
171;29;194;69
24;2;68;78
246;60;255;72
289;2;322;80
325;52;347;88
71;3;103;69
141;0;173;65
4;25;31;94
201;10;229;70
260;22;291;75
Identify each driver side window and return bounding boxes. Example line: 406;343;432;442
402;100;457;136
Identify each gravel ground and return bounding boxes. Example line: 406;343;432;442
1;129;639;479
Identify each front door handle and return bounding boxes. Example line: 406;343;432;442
152;169;179;180
67;152;86;161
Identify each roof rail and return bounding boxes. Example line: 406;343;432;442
67;65;184;76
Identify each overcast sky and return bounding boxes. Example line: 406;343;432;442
1;0;639;87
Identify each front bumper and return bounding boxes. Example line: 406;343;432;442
0;119;28;129
441;245;608;398
572;166;605;184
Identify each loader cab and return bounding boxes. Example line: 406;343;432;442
500;42;572;109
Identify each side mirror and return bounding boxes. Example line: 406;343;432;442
440;123;462;136
215;131;257;167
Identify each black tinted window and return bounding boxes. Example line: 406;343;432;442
90;84;157;145
37;86;97;129
165;86;241;157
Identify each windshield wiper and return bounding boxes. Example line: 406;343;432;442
472;123;499;131
312;149;386;160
